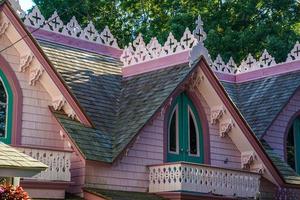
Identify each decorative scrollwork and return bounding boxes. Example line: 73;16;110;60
286;41;300;62
219;119;234;137
211;105;226;124
24;6;45;28
241;151;256;169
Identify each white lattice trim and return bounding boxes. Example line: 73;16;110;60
17;147;71;182
8;0;26;18
287;41;300;61
20;7;120;49
149;163;261;198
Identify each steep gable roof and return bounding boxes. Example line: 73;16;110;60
39;40;122;133
43;38;194;162
222;70;300;138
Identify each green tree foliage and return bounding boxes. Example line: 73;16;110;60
33;0;300;62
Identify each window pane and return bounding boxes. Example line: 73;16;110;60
189;111;198;155
287;126;295;170
0;81;6;138
169;109;177;152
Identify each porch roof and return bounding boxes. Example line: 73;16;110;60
0;143;47;177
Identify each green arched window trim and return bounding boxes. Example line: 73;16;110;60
167;92;204;163
287;117;300;174
0;69;13;144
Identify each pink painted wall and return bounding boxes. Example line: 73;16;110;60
67;151;86;196
0;35;67;149
85;91;241;192
194;92;241;168
263;88;300;160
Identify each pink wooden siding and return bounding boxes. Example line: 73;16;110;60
85;91;241;192
194;92;241;169
263;89;300;160
68;152;86;195
0;35;67;149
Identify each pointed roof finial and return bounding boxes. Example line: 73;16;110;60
193;15;207;43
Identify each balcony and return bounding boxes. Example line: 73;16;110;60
16;146;72;182
149;162;261;199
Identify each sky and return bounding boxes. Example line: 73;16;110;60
19;0;35;11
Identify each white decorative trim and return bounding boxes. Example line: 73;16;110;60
189;41;212;67
62;16;81;37
29;65;44;85
67;110;76;119
43;11;64;32
219;119;234;137
20;54;34;72
193;16;206;43
212;54;225;71
258;49;276;68
224;57;237;74
98;26;119;48
287;41;300;61
238;54;258;73
24;6;45;28
122;16;204;67
52;96;66;111
8;0;26;18
80;21;98;41
241;151;256;169
211;105;226;124
20;7;120;49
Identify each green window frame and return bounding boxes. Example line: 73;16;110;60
287;117;300;174
0;69;13;144
167;92;204;163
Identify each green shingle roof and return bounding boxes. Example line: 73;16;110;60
0;143;47;170
261;140;300;185
221;71;300;185
40;39;194;162
38;38;300;185
222;71;300;138
84;188;165;200
39;40;122;135
53;111;113;162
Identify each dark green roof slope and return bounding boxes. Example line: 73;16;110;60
53;111;113;162
261;140;300;185
114;64;192;157
39;40;122;135
222;70;300;138
84;188;165;200
41;38;193;162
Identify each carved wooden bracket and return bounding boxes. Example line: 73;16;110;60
256;164;266;174
0;21;9;37
241;151;256;169
29;65;44;86
20;54;34;72
188;69;204;91
52;96;66;111
219;119;234;137
211;105;225;124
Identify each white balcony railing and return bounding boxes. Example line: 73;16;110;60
149;162;261;198
16;146;72;182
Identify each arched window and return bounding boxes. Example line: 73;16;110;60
167;92;204;163
0;70;13;144
286;117;300;174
